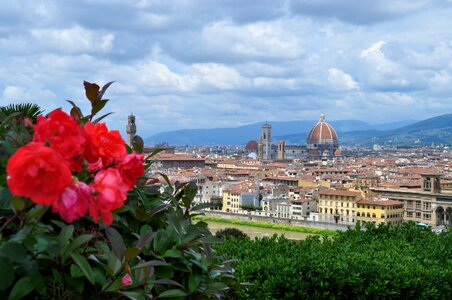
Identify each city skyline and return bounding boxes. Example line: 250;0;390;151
1;0;452;138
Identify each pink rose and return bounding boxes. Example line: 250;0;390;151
89;168;129;225
122;273;132;286
52;182;92;223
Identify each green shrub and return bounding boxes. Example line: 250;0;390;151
216;222;452;299
215;228;248;240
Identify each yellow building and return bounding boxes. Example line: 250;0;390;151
356;199;404;225
318;189;362;225
299;179;331;188
222;185;250;213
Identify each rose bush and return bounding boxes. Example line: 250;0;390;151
0;81;236;299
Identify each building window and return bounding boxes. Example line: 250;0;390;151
416;212;421;218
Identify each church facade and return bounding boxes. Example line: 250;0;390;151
257;114;340;161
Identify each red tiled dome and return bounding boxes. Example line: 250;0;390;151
245;140;258;152
307;114;338;146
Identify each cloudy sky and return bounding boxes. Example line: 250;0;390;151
1;0;452;138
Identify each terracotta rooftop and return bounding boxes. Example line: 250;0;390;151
319;189;362;197
357;199;403;206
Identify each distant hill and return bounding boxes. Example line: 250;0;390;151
145;118;418;146
279;114;452;146
367;114;452;146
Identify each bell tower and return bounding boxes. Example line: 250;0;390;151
127;114;136;147
261;123;272;161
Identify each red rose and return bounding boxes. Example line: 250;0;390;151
89;168;129;224
52;182;91;223
33;109;86;172
117;152;145;189
84;122;126;166
7;142;73;205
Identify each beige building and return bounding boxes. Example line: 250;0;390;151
318;189;363;224
371;174;452;226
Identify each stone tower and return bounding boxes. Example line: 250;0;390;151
261;123;272;161
422;174;441;193
277;141;285;160
258;135;264;162
126;114;136;147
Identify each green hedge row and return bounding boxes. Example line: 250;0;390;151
216;223;452;299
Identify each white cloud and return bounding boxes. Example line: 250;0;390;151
31;25;115;53
327;68;359;90
192;63;248;90
3;85;30;100
360;41;396;74
1;0;452;134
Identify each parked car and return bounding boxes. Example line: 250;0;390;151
432;225;447;234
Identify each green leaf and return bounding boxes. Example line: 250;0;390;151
98;81;115;101
199;235;222;244
184;182;198;201
70;106;83;121
70;264;84;278
206;282;229;291
149;203;171;217
136;232;156;249
155;266;174;279
0;242;28;263
58;225;74;247
70;253;95;285
10;196;25;212
188;273;201;293
107;250;122;276
7;276;34;300
124;247;141;260
66;100;84;120
158;289;186;298
91;99;109;116
106;226;125;261
119;291;146;300
191;202;214;211
92;112;114;123
25;205;48;224
158;173;172;188
133;260;169;270
0;257;14;290
154;279;183;288
66;234;94;254
162;249;182;258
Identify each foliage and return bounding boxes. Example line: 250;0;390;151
239;205;262;211
0;82;236;299
0;103;43;122
195;216;338;236
215;228;248;240
216;222;452;299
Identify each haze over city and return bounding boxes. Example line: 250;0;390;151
1;0;452;138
